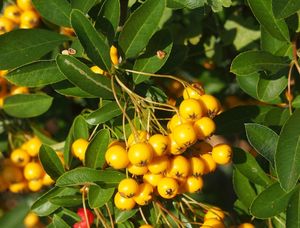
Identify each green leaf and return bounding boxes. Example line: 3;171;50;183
256;71;288;102
85;129;110;168
56;167;125;187
50;195;82;207
71;9;111;71
264;107;290;127
233;168;257;210
247;0;290;41
276;109;300;192
3;94;53;118
32;126;58;145
292;95;300;108
88;185;114;208
236;73;259;99
39;144;65;180
118;0;166;58
53;214;70;228
71;0;99;13
56;55;115;99
73;115;89;140
31;187;77;216
272;0;300;19
233;148;272;187
85;101;122;125
214;105;273;136
32;0;72;27
231;50;289;76
0;201;29;228
261;26;291;56
133;29;173;84
0;29;68;70
245;123;278;167
250;182;296;218
52;80;97;98
115;209;138;223
286;187;300;228
6;61;65;87
95;0;120;43
167;0;206;9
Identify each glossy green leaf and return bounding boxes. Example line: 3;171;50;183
214;105;273;136
6;61;65;87
264;107;290;127
88;185;114;208
167;0;205;9
133;29;173;84
3;94;53;118
286;187;300;228
52;80;97;98
61;208;81;222
85;129;110;168
233;148;272;187
261;26;291;56
250;182;296;218
32;0;72;27
0;29;68;70
95;0;120;43
116;221;135;228
276;109;300;192
71;0;99;13
85;101;122;125
56;167;125;187
231;50;289;75
272;0;300;19
31;187;77;216
39;144;65;180
256;71;287;102
53;215;70;228
0;201;29;228
118;0;166;58
245;123;278;167
71;9;111;71
56;55;115;99
236;73;259;99
73;115;89;140
247;0;290;41
233;169;257;210
115;209;138;223
50;195;82;207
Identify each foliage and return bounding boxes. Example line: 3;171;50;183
0;0;299;228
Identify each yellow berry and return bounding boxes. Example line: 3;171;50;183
71;138;89;161
21;136;42;157
24;162;43;180
134;183;153;205
10;149;30;167
128;142;153;166
118;178;139;198
194;117;216;140
172;123;197;147
157;177;178;199
211;144;233;165
24;212;39;228
114;192;136;210
105;145;129;169
179;98;203;122
148;134;169;156
127;164;148;175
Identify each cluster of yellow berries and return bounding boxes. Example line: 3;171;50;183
0;136;58;193
0;0;40;35
101;85;233;211
0;70;30;107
